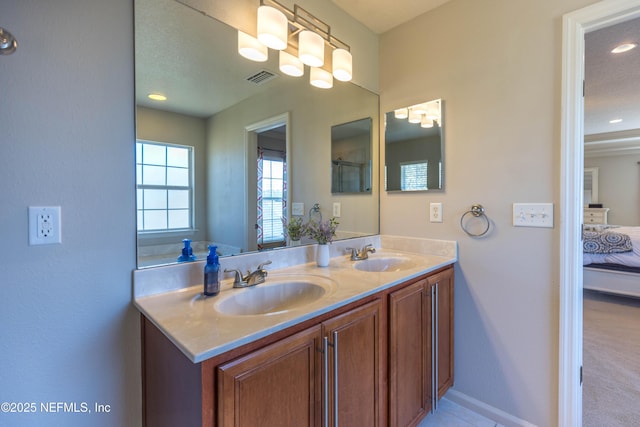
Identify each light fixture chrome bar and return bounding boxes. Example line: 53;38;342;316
260;0;350;51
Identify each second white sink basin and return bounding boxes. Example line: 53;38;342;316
353;256;415;273
215;275;336;316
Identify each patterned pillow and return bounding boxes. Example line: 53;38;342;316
583;231;633;254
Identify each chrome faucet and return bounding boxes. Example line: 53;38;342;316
224;260;272;288
346;244;376;261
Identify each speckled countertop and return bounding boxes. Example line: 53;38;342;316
133;235;457;363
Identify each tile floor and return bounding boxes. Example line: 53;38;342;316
417;398;501;427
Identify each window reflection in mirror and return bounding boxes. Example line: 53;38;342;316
384;99;443;192
331;118;372;194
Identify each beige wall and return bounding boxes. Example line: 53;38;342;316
380;0;596;425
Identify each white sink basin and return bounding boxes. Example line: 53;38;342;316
215;276;335;316
353;256;415;273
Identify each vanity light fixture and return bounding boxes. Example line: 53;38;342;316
279;50;304;77
238;31;269;62
238;0;352;89
310;67;333;89
148;93;167;101
421;116;434;128
257;5;288;50
408;108;422;124
611;42;637;53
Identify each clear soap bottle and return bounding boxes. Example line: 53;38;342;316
203;245;220;296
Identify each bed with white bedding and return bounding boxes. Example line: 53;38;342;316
583;226;640;298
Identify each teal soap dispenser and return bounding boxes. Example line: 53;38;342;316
203;245;220;296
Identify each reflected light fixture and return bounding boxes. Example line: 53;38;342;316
394;108;408;119
238;0;353;88
609;118;623;124
394;99;442;128
148;93;167;101
238;31;268;62
408;108;422;124
310;67;333;89
611;42;637;53
257;5;288;50
279;50;304;77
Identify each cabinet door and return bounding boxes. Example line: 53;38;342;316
428;268;454;397
389;280;431;427
322;300;382;427
217;325;322;427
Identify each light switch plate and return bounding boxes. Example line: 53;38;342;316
513;203;553;228
333;202;341;218
292;202;304;216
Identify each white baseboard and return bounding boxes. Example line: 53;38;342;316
445;389;538;427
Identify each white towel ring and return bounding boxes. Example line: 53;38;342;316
460;204;490;237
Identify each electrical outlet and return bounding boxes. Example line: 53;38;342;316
429;202;443;223
333;202;341;218
29;206;61;245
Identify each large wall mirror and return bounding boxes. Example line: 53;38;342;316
384;99;443;192
134;0;380;268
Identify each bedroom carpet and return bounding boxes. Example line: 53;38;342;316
583;290;640;426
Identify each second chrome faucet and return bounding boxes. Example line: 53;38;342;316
224;260;272;288
346;244;376;261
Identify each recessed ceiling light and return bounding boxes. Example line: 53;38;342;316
148;93;167;101
611;43;637;54
609;118;623;124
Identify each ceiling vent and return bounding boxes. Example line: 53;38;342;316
245;69;279;85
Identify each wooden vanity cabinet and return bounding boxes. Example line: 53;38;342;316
216;300;382;427
141;265;453;427
388;267;454;427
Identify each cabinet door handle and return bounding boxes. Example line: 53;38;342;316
434;283;439;412
333;331;339;427
323;336;329;427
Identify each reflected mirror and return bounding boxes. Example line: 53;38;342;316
331;118;372;194
384;99;443;192
135;0;379;268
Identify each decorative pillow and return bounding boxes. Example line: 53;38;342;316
583;231;633;254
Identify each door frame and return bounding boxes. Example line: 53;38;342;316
244;113;290;252
559;1;640;425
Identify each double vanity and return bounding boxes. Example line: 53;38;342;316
134;235;457;427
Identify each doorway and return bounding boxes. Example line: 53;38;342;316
245;113;290;252
560;1;640;425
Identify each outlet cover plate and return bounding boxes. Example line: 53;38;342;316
29;206;62;245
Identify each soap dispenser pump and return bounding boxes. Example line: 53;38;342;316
204;245;220;296
177;239;196;262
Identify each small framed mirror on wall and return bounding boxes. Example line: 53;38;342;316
384;99;443;192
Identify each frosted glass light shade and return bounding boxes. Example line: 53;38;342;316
394;108;408;119
310;67;333;89
299;30;324;67
420;115;434;128
332;48;352;81
279;50;304;77
257;6;288;50
411;103;428;115
408;108;421;123
238;31;268;62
